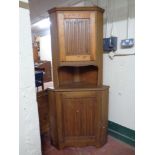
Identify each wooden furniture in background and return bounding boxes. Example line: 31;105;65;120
48;6;109;149
33;46;39;63
37;91;49;134
35;61;52;82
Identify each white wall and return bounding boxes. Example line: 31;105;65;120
40;34;52;61
19;0;42;155
99;0;135;130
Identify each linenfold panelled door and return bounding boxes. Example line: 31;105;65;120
56;91;101;147
57;11;96;62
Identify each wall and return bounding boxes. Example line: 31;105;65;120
19;0;42;155
99;0;135;130
40;34;52;61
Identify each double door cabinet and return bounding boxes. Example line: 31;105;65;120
48;87;109;149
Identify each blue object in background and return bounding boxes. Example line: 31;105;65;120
35;71;44;88
103;37;117;52
121;38;134;48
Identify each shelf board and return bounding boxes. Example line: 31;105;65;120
59;61;97;67
48;82;109;92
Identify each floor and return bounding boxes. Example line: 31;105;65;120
37;81;53;92
41;133;135;155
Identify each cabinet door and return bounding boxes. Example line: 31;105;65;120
57;11;97;62
56;91;101;147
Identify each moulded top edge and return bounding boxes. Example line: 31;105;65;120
48;6;105;14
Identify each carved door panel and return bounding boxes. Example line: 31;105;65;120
57;11;97;62
56;91;101;147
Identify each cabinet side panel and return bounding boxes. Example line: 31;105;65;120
96;12;103;85
99;89;109;145
55;92;65;148
48;91;58;146
37;91;49;134
49;12;59;88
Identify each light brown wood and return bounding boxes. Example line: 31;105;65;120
90;12;96;60
64;11;91;18
37;91;49;134
96;11;104;85
50;12;60;88
48;6;104;14
58;66;98;86
49;7;105;88
58;13;66;61
57;11;96;62
33;46;39;63
48;6;109;149
48;87;109;149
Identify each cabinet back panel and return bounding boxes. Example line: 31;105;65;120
80;66;98;85
58;66;98;86
58;66;74;85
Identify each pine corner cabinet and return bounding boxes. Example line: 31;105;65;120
48;6;109;149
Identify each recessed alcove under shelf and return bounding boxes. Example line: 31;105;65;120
58;65;98;87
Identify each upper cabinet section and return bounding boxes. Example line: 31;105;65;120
48;7;104;64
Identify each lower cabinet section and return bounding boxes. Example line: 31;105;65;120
48;86;109;149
